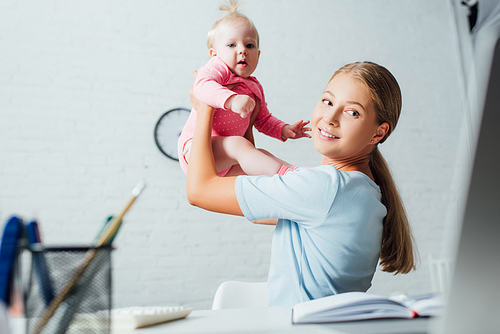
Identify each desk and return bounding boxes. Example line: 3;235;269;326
9;307;432;334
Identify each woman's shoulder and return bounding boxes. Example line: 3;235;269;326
278;166;341;189
286;165;339;177
280;165;338;177
290;166;380;192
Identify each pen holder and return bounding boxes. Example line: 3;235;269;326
24;246;112;334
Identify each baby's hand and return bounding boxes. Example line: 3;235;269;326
281;120;312;140
225;94;255;118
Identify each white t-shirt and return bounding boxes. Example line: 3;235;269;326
235;165;386;307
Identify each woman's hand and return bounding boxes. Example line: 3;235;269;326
189;89;212;114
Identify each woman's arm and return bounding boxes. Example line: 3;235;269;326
252;218;278;225
186;91;244;216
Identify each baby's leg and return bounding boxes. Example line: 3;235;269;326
182;138;239;176
258;149;294;168
212;136;285;176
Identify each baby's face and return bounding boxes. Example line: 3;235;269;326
210;20;260;78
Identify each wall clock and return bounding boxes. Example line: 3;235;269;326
154;107;190;160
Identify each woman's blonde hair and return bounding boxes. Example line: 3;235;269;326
331;62;416;274
207;0;259;49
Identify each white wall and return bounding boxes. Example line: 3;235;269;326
0;0;467;309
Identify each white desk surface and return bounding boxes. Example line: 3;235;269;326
9;307;432;334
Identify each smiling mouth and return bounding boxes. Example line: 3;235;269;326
319;128;339;139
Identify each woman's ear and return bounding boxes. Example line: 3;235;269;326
372;122;390;144
209;49;217;58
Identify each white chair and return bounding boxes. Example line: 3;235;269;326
428;253;454;294
212;281;267;310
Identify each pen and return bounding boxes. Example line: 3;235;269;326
0;216;23;306
93;216;119;246
26;220;42;245
26;220;54;306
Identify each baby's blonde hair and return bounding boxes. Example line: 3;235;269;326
207;0;259;49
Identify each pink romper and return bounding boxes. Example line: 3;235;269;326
178;56;287;175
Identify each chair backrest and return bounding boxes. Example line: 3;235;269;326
212;281;267;310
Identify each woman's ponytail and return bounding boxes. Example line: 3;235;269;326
370;148;416;274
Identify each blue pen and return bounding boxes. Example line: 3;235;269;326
0;216;23;305
26;220;41;244
26;220;54;306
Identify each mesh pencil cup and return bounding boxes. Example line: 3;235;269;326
24;246;112;334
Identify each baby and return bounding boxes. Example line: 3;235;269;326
178;0;310;176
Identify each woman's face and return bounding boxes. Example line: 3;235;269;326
312;73;387;164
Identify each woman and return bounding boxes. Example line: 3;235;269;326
186;61;416;307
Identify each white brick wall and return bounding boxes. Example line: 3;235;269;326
1;0;468;309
